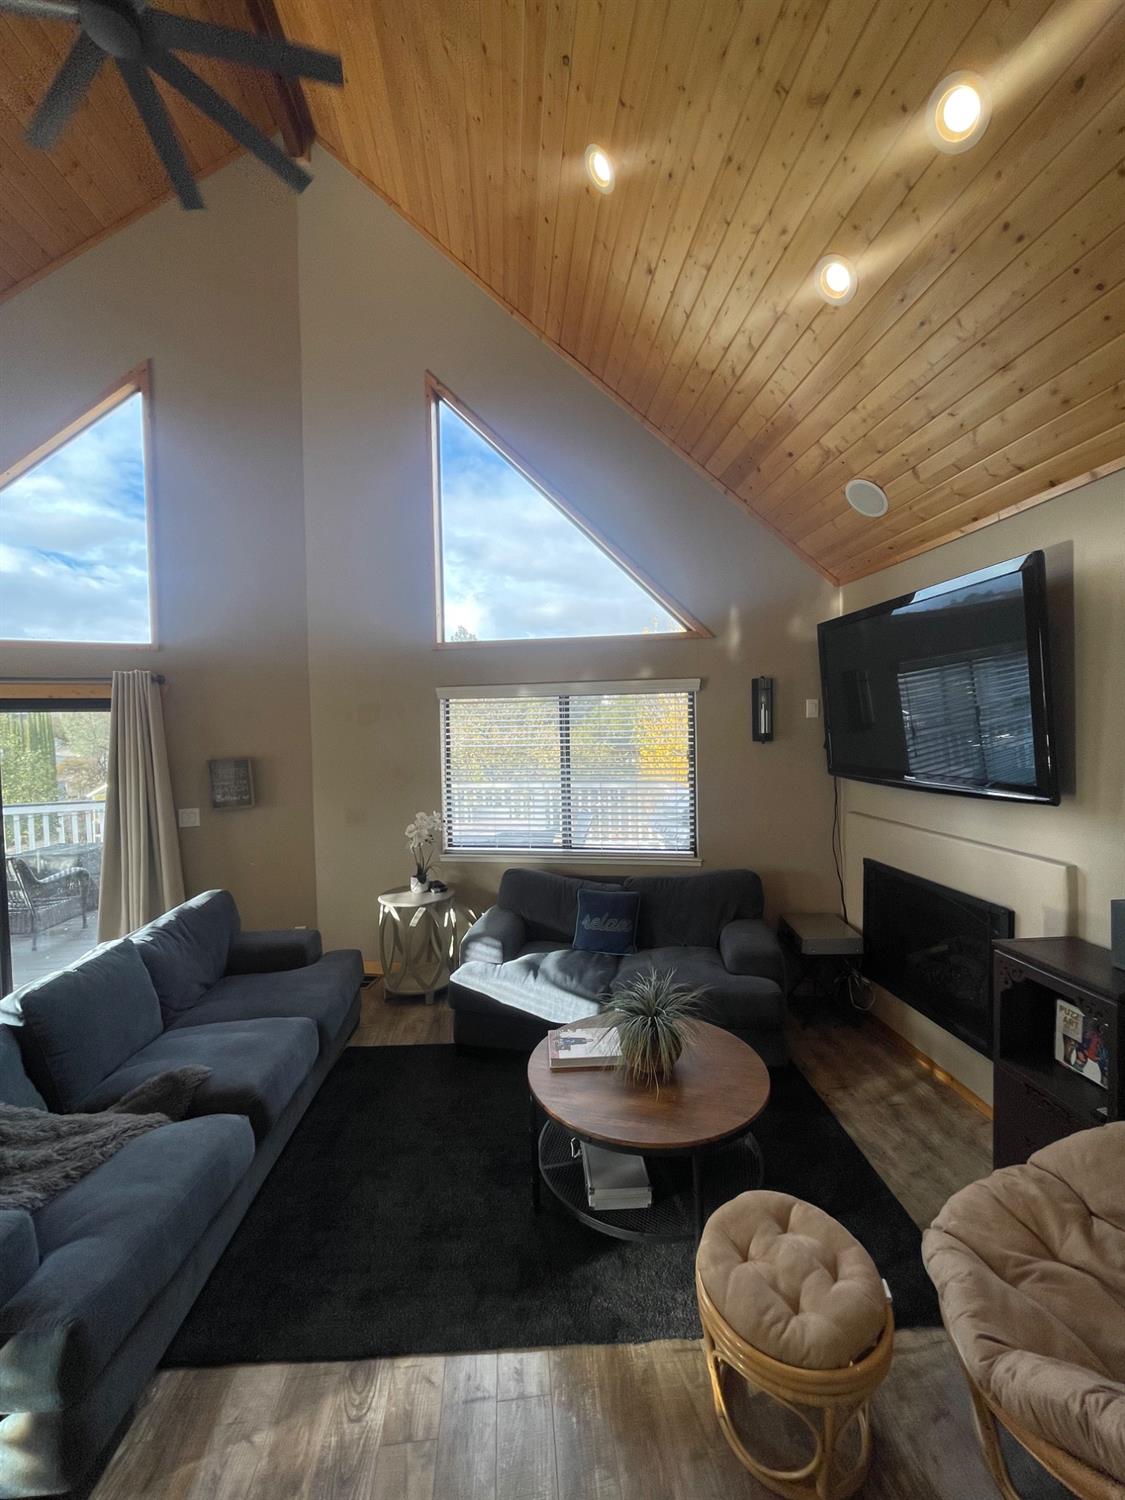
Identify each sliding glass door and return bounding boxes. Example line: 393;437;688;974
1;698;110;996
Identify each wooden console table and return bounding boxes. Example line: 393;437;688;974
992;936;1123;1168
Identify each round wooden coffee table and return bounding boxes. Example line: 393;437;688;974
528;1019;771;1243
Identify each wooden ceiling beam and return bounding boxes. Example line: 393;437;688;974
244;0;314;160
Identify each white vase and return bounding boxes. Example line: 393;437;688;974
409;875;426;894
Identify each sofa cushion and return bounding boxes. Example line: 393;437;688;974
720;918;786;988
0;1209;38;1308
165;949;363;1052
623;871;764;949
0;1024;46;1111
612;948;784;1034
225;927;323;974
2;942;163;1112
452;944;615;1024
132;890;240;1019
497;869;621;943
76;1018;318;1143
0;1114;255;1411
574;888;640;955
460;906;527;966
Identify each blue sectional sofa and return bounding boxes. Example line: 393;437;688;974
0;891;362;1499
449;868;788;1063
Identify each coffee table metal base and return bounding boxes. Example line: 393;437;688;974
532;1114;764;1243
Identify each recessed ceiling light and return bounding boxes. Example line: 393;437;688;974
584;144;615;194
927;71;990;153
814;254;857;305
845;478;889;518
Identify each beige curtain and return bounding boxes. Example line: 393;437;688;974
97;670;185;940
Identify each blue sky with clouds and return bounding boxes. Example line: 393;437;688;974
0;393;151;643
438;402;682;641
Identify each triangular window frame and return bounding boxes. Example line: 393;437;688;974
0;363;155;647
427;374;710;645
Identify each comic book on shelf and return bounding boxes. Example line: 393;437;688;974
1054;998;1109;1089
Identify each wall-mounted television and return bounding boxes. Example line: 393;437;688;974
818;551;1059;804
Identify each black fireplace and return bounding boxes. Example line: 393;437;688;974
862;859;1014;1056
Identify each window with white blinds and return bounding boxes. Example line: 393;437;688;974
438;681;699;857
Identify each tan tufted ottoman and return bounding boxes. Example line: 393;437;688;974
695;1191;894;1500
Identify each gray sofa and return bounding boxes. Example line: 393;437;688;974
450;868;787;1063
0;890;362;1499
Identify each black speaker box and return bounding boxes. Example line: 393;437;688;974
1112;899;1125;971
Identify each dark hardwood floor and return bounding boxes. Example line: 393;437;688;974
91;983;1007;1500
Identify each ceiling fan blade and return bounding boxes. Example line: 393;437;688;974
26;31;103;149
115;57;203;209
1;0;79;21
147;49;311;194
144;10;342;86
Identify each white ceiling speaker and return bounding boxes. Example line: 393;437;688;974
927;71;991;153
845;478;889;518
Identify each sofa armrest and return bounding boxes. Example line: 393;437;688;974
459;906;526;967
719;918;785;987
0;1211;38;1311
225;928;323;975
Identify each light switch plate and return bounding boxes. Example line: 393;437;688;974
805;698;820;719
177;807;200;828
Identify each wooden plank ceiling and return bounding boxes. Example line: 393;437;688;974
3;0;1124;582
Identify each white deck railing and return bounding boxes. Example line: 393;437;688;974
3;801;106;855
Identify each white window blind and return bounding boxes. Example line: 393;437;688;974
438;682;699;857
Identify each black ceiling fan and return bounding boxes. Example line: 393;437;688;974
3;0;343;208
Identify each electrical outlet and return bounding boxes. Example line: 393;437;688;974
805;698;820;720
177;807;200;828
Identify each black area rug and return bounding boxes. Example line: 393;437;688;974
164;1046;939;1366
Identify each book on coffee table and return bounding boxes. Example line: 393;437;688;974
548;1023;622;1070
580;1141;653;1210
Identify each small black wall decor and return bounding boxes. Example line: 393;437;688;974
209;757;255;809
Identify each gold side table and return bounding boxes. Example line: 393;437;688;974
377;886;458;1002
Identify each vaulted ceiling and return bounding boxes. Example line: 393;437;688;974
2;0;1124;582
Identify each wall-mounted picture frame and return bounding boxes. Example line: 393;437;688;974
208;757;255;809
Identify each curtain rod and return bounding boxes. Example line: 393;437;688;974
0;673;166;685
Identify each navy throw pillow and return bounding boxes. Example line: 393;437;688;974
573;888;640;956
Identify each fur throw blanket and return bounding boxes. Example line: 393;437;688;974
0;1066;211;1213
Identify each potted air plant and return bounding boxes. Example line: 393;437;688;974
605;969;703;1089
405;810;443;893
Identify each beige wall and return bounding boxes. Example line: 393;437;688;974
0;159;317;930
839;480;1125;1097
297;153;839;954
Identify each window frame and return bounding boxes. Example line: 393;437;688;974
436;678;702;865
0;685;112;997
0;362;157;649
425;372;711;648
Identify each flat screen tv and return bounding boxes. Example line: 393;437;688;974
818;551;1059;804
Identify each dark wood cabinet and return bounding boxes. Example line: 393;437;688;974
992;937;1123;1168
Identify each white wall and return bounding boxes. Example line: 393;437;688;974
297;152;840;954
838;479;1125;1099
0;159;317;928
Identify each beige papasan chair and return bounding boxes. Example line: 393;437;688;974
924;1122;1125;1499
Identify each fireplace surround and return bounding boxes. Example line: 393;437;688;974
862;859;1014;1056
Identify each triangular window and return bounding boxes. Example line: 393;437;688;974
431;380;701;643
0;372;153;645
